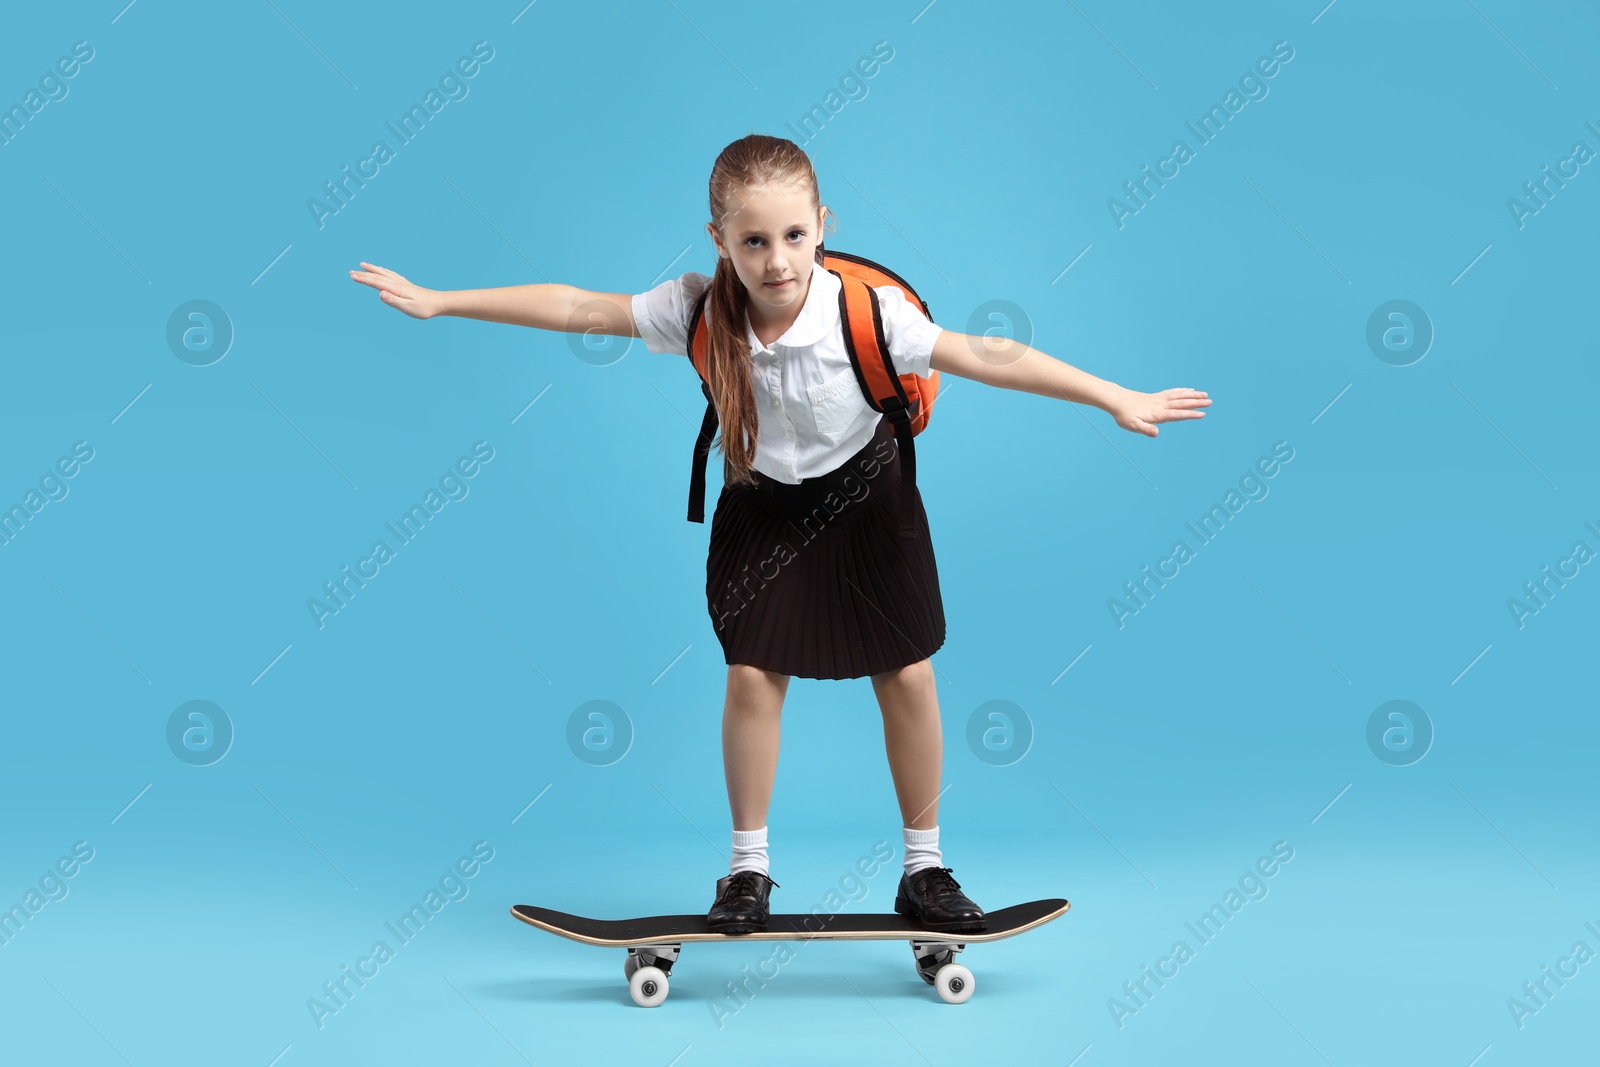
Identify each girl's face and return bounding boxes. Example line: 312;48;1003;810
707;183;827;321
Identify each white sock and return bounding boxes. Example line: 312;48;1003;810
903;825;941;876
730;826;769;877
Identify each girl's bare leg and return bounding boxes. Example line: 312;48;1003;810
722;664;790;830
870;658;942;830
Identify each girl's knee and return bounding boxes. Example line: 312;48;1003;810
728;662;791;699
872;658;932;687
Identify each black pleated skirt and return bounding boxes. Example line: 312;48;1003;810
705;415;946;680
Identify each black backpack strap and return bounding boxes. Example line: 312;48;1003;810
686;290;714;523
885;403;918;539
688;378;717;523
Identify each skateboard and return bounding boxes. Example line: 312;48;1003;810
510;898;1070;1006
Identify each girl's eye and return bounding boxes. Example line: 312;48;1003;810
744;231;806;247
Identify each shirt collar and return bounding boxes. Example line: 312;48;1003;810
744;258;840;353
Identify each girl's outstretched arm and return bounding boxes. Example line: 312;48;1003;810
347;261;641;337
928;329;1210;438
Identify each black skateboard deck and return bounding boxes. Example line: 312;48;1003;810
511;898;1069;1005
511;898;1067;944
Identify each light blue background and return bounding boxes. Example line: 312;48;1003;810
2;1;1596;1064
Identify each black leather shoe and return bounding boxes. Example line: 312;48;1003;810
707;869;778;934
894;866;987;933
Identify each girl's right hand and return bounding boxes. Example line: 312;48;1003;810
348;262;442;320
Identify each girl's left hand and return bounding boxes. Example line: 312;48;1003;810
1109;387;1211;437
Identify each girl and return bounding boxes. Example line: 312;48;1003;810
349;134;1209;936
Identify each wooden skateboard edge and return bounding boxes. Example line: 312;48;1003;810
510;898;1069;947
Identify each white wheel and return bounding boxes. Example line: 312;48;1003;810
623;953;641;981
935;963;974;1004
629;964;669;1007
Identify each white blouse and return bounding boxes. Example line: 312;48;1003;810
632;257;942;484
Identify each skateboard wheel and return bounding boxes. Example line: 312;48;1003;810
934;963;974;1004
623;953;641;982
629;965;669;1007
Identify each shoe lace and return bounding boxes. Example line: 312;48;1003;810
915;866;962;895
720;869;777;902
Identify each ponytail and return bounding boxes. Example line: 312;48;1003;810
702;133;830;488
705;254;759;487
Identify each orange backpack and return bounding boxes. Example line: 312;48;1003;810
684;247;939;537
